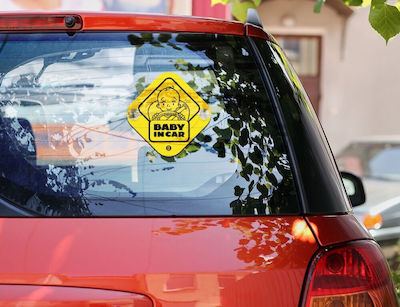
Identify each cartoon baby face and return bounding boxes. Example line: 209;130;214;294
157;87;180;111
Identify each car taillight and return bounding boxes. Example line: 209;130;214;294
363;213;383;230
0;15;82;31
303;240;398;307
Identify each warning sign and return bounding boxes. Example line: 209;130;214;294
127;72;211;157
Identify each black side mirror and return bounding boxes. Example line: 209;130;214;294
341;171;366;207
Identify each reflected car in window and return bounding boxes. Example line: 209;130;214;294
0;12;396;307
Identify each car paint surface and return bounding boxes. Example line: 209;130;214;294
306;214;371;246
0;217;319;306
0;12;272;40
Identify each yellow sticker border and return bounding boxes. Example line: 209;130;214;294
127;72;211;157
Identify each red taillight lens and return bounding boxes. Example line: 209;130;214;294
0;15;82;31
303;240;398;307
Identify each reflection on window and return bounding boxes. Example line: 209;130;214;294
164;274;196;292
218;274;236;289
0;33;299;217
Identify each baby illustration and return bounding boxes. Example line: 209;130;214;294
150;86;189;121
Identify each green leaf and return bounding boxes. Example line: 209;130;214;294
161;156;176;162
342;0;362;6
201;84;215;92
196;133;212;143
158;33;172;43
230;199;242;214
248;180;255;193
213;126;232;143
185;143;201;153
211;0;232;6
249;146;263;165
187;80;198;91
228;119;242;130
141;33;154;42
252;0;262;6
265;172;278;186
231;143;237;157
234;185;245;196
232;0;256;22
136;83;145;93
257;183;269;197
237;147;247;165
240;163;253;181
167;42;182;51
369;0;400;43
150;41;163;48
313;0;326;13
362;0;372;7
127;34;144;47
239;128;249;146
212;141;226;158
176;150;188;159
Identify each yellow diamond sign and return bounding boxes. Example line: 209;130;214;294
127;72;211;157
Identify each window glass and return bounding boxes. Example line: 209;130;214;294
0;33;299;216
254;38;350;213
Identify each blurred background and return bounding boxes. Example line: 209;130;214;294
3;0;400;274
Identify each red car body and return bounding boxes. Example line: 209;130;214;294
0;12;396;307
0;215;371;306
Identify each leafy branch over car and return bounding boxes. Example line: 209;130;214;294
212;0;400;43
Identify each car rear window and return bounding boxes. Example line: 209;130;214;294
0;32;299;216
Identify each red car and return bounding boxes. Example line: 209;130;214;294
0;11;396;306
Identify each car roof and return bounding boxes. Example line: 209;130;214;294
0;11;274;41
